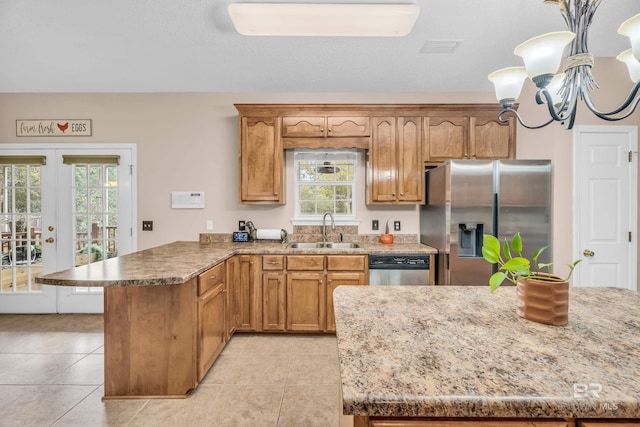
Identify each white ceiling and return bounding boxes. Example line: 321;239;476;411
1;0;638;93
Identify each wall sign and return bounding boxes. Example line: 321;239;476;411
16;119;92;137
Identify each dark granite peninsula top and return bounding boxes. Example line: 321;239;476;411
333;285;640;421
36;240;436;287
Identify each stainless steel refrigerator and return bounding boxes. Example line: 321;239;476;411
420;160;552;286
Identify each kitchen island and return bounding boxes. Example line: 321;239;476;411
333;285;640;426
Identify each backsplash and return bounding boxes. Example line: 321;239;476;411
199;226;418;244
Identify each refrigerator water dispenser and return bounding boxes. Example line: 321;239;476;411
458;223;483;257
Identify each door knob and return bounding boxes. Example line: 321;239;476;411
583;249;595;257
45;237;54;243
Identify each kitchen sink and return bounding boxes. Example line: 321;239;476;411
286;242;362;249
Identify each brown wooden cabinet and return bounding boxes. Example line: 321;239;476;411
104;280;198;398
197;264;226;381
286;271;326;331
424;113;515;164
282;115;370;138
368;116;423;204
262;255;286;331
365;419;573;427
285;255;326;331
284;254;367;332
578;422;640;427
225;256;241;340
237;254;261;331
239;116;284;204
423;115;469;162
470;114;516;160
236;104;516;205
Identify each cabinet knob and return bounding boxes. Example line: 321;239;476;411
320;128;324;132
472;153;477;157
400;193;404;196
273;193;278;196
392;192;396;197
328;128;332;132
464;153;469;157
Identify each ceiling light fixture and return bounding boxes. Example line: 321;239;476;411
488;1;640;130
227;3;420;37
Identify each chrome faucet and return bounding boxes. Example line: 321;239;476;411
322;211;335;245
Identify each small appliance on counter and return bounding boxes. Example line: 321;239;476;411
232;231;250;242
240;221;288;243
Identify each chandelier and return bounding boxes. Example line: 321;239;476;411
488;1;640;130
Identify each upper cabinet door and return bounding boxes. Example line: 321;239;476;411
397;117;424;203
282;116;370;138
368;117;398;203
282;116;326;138
240;116;284;204
423;116;469;162
326;116;370;137
469;114;515;160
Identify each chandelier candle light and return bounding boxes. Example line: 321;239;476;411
488;1;640;129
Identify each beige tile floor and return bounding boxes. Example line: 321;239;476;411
0;314;348;427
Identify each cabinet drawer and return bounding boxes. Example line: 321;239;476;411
287;255;325;271
327;255;366;271
262;255;285;270
198;263;225;295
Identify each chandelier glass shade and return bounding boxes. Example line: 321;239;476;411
488;1;640;130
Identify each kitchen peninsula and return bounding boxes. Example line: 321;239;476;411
36;240;435;399
333;285;640;426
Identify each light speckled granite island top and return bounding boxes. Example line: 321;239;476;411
36;240;436;287
333;285;640;420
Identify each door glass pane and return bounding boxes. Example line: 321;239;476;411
1;164;43;293
72;162;118;294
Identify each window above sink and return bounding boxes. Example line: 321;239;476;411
292;149;359;226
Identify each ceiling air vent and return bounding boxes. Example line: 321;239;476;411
420;41;461;54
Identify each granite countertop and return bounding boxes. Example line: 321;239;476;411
36;240;436;287
333;285;640;419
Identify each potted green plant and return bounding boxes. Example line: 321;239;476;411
482;232;581;325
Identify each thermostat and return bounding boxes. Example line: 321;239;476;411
171;191;205;209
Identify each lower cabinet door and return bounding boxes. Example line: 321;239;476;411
326;272;367;332
263;272;286;331
286;272;325;331
198;282;226;381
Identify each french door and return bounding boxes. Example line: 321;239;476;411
0;144;136;313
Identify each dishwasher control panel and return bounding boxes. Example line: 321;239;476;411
368;254;430;270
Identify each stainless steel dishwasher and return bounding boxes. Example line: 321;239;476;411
368;254;430;286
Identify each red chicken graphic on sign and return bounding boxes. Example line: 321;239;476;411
57;122;69;132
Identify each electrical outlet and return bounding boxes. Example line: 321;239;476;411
206;220;213;231
372;220;379;231
142;221;153;231
238;220;246;231
394;221;401;231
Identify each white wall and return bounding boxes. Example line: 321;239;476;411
1;59;638;287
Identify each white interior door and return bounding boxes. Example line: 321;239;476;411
573;126;638;290
0;144;137;313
